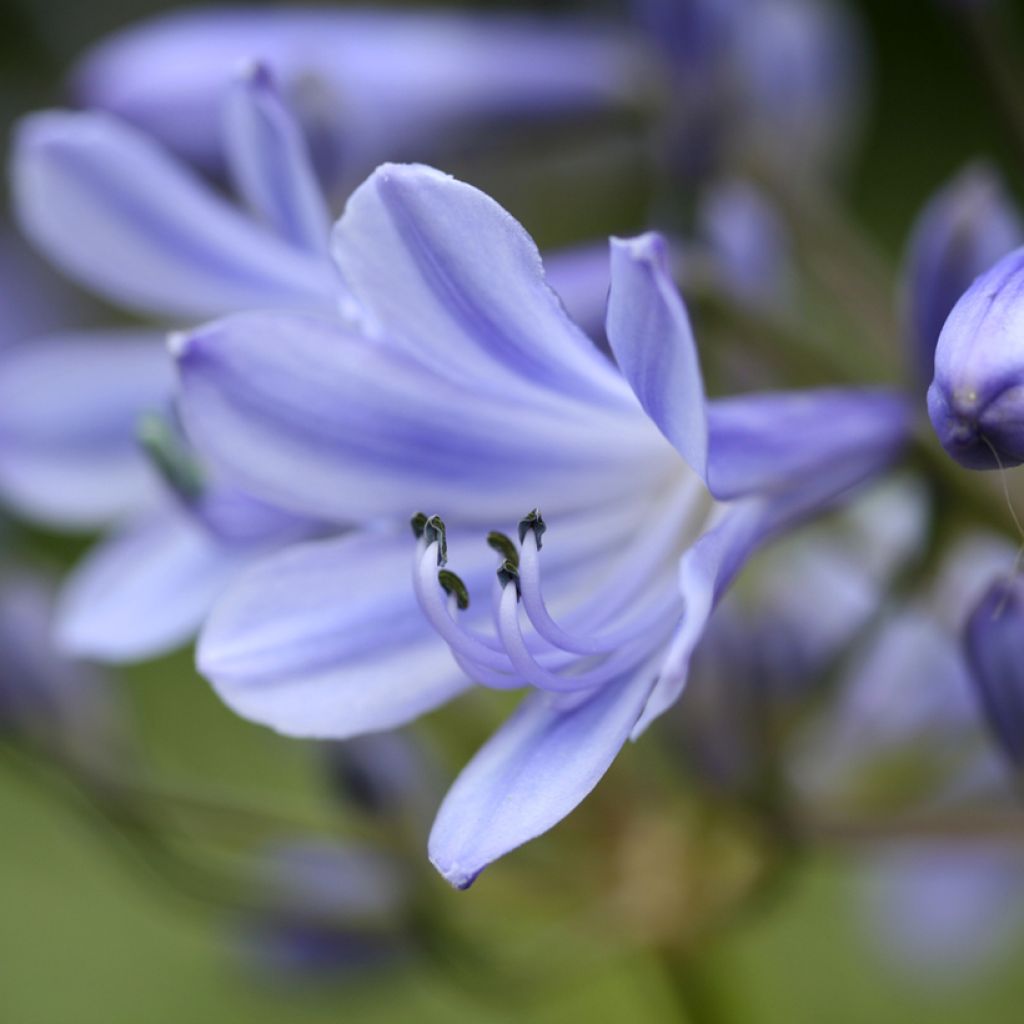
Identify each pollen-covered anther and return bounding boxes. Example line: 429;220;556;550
517;508;546;549
438;569;470;610
423;514;448;566
486;531;519;567
496;558;521;599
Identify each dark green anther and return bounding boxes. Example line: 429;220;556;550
423;514;448;566
496;559;521;599
410;512;429;539
517;508;546;549
137;412;205;501
438;570;470;610
486;531;519;567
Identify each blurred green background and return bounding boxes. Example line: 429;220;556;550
3;2;1024;1022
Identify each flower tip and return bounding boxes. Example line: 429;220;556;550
610;231;669;269
428;852;480;891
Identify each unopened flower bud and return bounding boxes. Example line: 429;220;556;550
964;574;1024;769
928;246;1024;468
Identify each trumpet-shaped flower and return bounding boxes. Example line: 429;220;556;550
173;162;910;886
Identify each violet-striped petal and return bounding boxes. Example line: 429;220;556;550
55;507;251;662
428;666;657;888
606;232;709;480
331;163;631;407
0;331;170;528
11;111;335;320
173;311;667;524
223;62;331;255
197;531;473;739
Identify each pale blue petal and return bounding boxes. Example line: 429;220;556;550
174;311;667;524
11;111;335;320
606;232;709;479
706;388;912;499
331;163;630;407
223;62;330;255
0;331;170;528
428;667;657;888
72;8;642;183
55;507;249;662
197;531;473;739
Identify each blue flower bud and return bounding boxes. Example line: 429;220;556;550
964;574;1024;768
928;246;1024;468
906;163;1022;392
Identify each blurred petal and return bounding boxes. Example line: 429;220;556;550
56;507;249;662
198;531;473;739
429;666;656;888
11;111;335;320
606;232;709;478
73;8;643;183
332;163;629;407
906;163;1023;391
705;388;912;499
223;62;330;255
0;331;170;528
174;311;665;523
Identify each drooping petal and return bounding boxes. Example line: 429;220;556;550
72;8;644;184
331;163;631;408
705;388;912;499
223;62;331;255
197;530;474;739
173;311;669;524
428;666;657;888
606;232;709;479
55;507;251;662
11;111;335;320
0;331;170;528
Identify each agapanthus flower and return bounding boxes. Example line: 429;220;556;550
172;161;910;885
0;66;337;661
928;243;1024;468
904;163;1022;391
71;5;646;191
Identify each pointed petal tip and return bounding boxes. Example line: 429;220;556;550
166;328;194;361
610;231;669;267
427;849;481;891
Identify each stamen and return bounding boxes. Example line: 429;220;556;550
423;515;448;566
495;583;664;693
518;508;546;549
410;512;429;539
496;559;521;598
517;528;678;655
438;569;470;610
487;531;519;567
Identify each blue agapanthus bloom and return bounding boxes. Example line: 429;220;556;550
0;65;334;661
170;161;911;886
